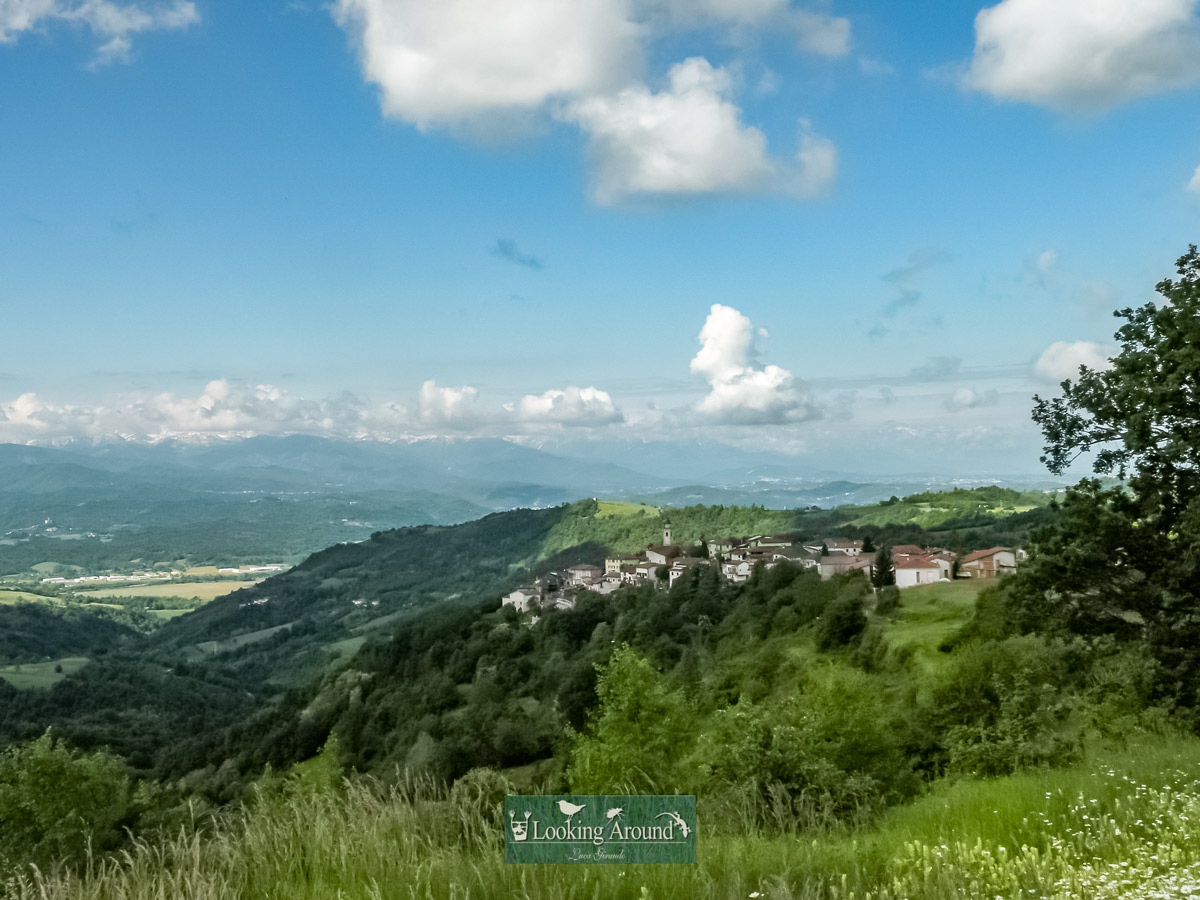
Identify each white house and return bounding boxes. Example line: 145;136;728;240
502;586;541;613
893;557;945;589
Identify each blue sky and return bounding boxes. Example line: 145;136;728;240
2;0;1199;475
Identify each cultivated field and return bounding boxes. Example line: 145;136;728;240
72;581;261;602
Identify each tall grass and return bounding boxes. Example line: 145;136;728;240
7;738;1200;900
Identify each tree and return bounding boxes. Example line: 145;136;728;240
566;646;691;793
862;534;876;554
871;546;894;590
1033;245;1200;532
0;732;133;870
1020;246;1200;708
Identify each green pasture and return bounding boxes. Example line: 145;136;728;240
596;500;660;518
0;590;62;606
0;656;88;690
885;579;984;670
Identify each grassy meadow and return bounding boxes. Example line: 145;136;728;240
0;590;62;606
0;656;88;690
5;736;1199;900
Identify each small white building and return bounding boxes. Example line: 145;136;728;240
894;557;945;589
502;586;541;613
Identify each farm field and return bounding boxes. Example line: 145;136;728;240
0;656;88;690
0;590;61;606
72;580;262;601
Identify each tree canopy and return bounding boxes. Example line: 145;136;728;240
1014;245;1200;709
1033;244;1200;529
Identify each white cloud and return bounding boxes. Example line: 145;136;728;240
506;386;623;426
332;0;641;133
331;0;842;202
943;387;999;411
964;0;1200;111
689;303;815;425
0;378;632;442
0;381;403;443
1035;341;1113;382
792;8;850;56
1188;164;1200;194
417;380;480;427
564;57;835;204
0;0;198;62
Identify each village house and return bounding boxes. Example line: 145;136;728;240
565;563;602;586
893;556;947;588
959;547;1017;579
818;554;873;580
501;586;542;613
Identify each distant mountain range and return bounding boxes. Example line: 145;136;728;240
0;435;1067;575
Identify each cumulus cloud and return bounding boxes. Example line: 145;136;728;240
0;381;404;443
0;0;198;62
417;380;481;427
964;0;1200;111
0;377;631;442
1035;340;1113;382
505;386;623;426
943;387;999;411
689;303;815;425
332;0;841;202
332;0;640;133
564;57;836;204
1188;164;1200;194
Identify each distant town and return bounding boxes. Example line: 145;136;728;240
40;564;286;586
504;523;1020;614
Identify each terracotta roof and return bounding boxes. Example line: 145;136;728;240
961;547;1012;564
824;538;862;548
894;556;940;569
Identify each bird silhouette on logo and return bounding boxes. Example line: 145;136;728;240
557;800;586;824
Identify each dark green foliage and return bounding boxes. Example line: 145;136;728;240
928;636;1083;777
0;732;133;871
817;577;869;650
696;666;916;830
0;603;138;665
873;585;899;617
871;546;894;589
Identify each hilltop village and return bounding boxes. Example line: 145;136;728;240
503;523;1019;614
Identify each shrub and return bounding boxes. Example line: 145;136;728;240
0;732;133;872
